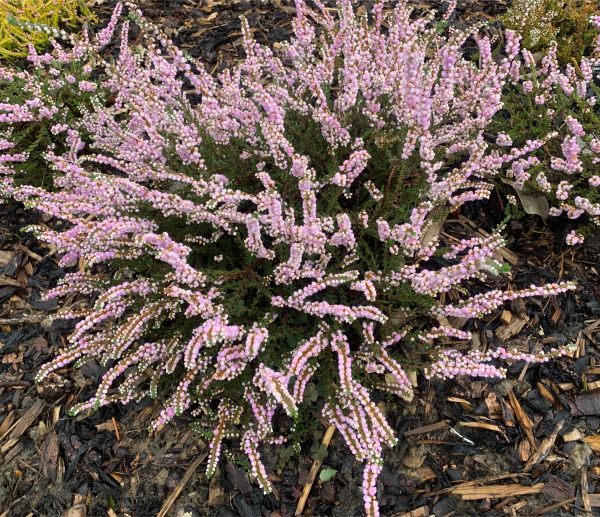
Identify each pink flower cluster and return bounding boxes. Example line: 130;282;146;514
0;3;578;516
0;12;115;202
499;20;600;243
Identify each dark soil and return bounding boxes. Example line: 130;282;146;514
2;1;600;517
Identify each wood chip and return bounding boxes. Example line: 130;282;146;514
0;437;18;455
62;494;86;517
583;435;600;452
551;307;563;325
452;473;530;487
208;474;225;507
448;397;473;410
392;506;430;517
2;440;23;464
0;276;21;287
404;421;449;437
536;382;557;405
523;419;564;471
156;453;206;517
541;474;574;502
0;411;15;437
589;494;600;507
1;399;44;442
485;392;502;420
518;439;532;462
532;497;577;515
110;472;123;485
95;421;115;432
452;482;544;500
496;315;529;341
0;314;47;326
501;500;528;513
507;390;535;447
420;206;447;248
572;388;600;416
415;467;436;483
559;382;576;391
500;396;515;427
584;380;600;391
0;251;12;267
111;416;121;441
562;428;584;442
581;319;600;341
402;447;425;469
581;469;592;514
51;406;60;426
459;421;504;434
40;431;60;482
17;244;43;262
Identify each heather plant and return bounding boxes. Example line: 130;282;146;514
0;21;109;198
2;2;578;515
0;0;94;60
493;15;600;245
500;0;599;66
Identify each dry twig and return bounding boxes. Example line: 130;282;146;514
295;425;336;516
156;453;207;517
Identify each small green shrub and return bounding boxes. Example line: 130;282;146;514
500;0;599;65
0;0;94;60
0;4;578;517
492;16;600;245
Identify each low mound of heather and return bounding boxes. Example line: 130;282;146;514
0;2;577;515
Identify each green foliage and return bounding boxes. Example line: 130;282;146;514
491;75;600;225
0;61;106;191
112;99;436;417
500;0;599;65
0;0;94;60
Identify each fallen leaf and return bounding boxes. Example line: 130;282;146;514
226;461;252;493
573;388;600;416
319;467;337;482
501;178;549;220
40;431;60;481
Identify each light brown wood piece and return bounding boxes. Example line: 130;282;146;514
404;421;449;437
295;425;336;516
523;419;564;471
111;417;121;441
532;497;576;515
507;390;536;447
0;399;44;442
392;506;430;517
452;482;544;500
581;469;592;515
156;453;207;517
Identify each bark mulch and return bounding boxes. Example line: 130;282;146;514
2;1;600;516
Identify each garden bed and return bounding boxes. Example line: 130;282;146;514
1;1;600;516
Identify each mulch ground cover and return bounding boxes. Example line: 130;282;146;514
1;1;600;516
